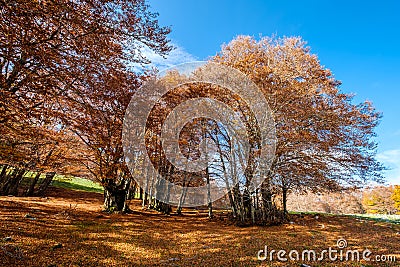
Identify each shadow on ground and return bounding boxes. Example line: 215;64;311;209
0;187;399;266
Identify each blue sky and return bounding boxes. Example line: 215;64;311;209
147;0;400;184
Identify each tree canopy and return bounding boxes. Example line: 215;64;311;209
213;36;384;216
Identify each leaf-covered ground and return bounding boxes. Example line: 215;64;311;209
0;187;399;266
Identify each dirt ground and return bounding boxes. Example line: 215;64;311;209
0;187;399;267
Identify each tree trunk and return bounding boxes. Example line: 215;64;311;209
122;178;132;212
139;187;143;200
212;130;238;217
251;196;255;224
227;189;237;217
147;179;155;209
242;188;252;220
103;186;128;212
176;173;191;215
206;167;213;219
142;191;148;208
232;184;244;221
152;177;172;214
2;168;25;196
0;164;9;185
282;186;288;216
1;168;15;195
142;165;151;207
25;172;41;196
103;178;130;213
260;180;284;225
37;172;56;196
176;186;188;215
127;180;136;200
9;169;26;196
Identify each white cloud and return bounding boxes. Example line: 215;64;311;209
138;42;198;71
377;149;400;184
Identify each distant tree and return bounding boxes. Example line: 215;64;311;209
391;185;400;213
362;186;396;214
0;102;84;196
286;190;365;214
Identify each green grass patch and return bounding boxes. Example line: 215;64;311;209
20;171;104;194
51;176;104;194
288;211;334;216
347;213;400;224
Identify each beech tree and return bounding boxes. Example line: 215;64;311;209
212;36;384;222
0;0;171;208
66;69;141;212
130;41;382;224
124;65;277;222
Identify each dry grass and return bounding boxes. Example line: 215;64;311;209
0;187;399;267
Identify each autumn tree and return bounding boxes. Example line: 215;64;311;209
131;77;235;215
362;186;396;214
286;190;365;214
392;185;400;212
66;69;142;212
213;35;384;221
0;0;171;207
122;63;277;223
128;39;383;224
